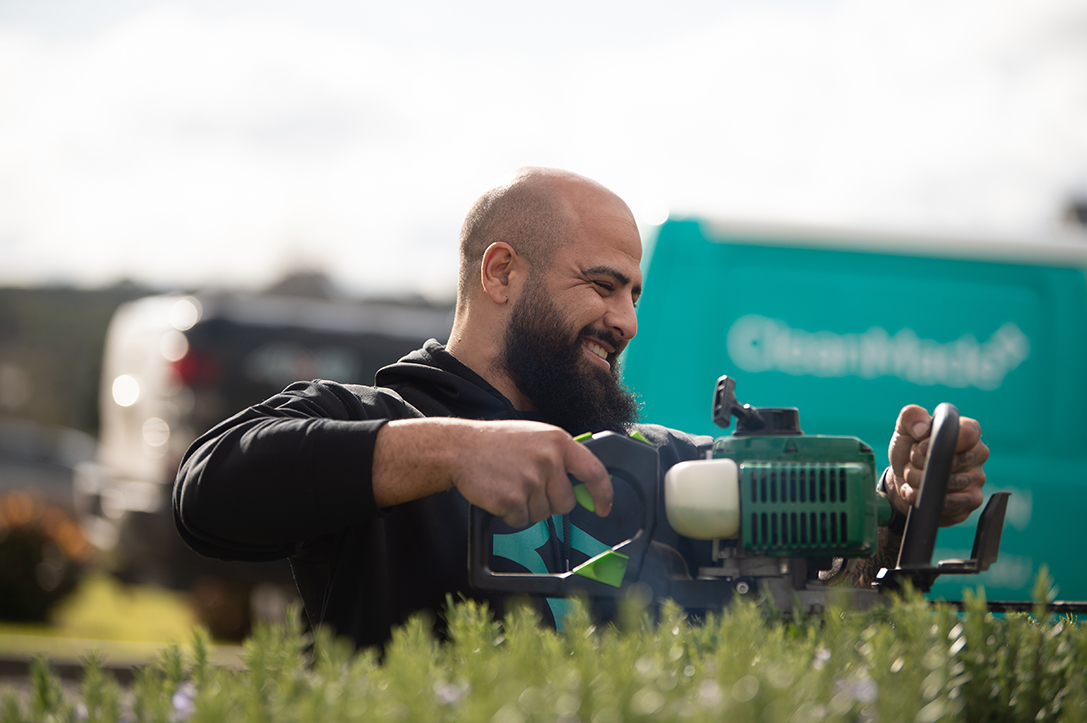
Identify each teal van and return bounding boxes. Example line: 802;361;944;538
623;217;1087;604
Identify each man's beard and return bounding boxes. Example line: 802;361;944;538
500;283;641;436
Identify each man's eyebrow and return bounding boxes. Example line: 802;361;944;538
582;265;643;297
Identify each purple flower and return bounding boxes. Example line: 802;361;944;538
433;680;466;705
835;675;878;704
171;682;197;721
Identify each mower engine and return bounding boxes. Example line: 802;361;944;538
663;376;888;607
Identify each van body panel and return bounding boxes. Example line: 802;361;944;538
624;219;1087;602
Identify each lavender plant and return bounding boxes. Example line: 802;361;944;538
2;574;1084;723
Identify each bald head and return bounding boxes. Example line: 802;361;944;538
456;167;629;308
447;167;643;409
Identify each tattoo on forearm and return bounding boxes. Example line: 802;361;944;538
854;527;902;587
821;527;903;588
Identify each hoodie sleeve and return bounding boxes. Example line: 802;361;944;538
173;380;421;561
633;423;715;468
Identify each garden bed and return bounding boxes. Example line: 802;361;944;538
2;573;1083;723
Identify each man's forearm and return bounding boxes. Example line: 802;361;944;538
821;527;903;588
849;526;904;587
372;417;613;527
371;418;464;508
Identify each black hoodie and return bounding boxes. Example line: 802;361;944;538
174;340;711;650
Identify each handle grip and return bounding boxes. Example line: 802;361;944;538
469;431;659;597
896;403;959;569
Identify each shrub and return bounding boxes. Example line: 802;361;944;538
0;492;92;622
2;573;1084;723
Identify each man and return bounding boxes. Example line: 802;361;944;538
173;168;988;649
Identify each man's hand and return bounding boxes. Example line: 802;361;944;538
372;418;613;528
884;405;989;527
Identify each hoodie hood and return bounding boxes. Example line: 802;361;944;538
375;340;532;421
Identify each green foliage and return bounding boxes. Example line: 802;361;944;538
2;589;1085;723
78;651;123;723
28;656;72;723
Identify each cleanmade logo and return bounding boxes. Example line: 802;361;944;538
726;314;1030;390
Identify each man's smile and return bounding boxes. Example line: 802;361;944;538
582;338;612;370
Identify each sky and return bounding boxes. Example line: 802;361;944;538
1;0;1085;300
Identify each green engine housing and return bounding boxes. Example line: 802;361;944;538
712;434;884;558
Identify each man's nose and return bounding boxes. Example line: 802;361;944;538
605;293;638;342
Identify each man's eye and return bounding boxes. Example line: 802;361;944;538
594;281;614;292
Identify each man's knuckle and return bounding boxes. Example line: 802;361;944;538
901;404;925;420
497;486;525;511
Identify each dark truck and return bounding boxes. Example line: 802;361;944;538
74;291;452;636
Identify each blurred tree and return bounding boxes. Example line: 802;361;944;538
1064;198;1087;228
262;270;337;299
0;281;153;436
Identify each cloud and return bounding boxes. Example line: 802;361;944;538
0;0;1084;294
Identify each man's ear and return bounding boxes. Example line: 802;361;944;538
480;242;520;304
